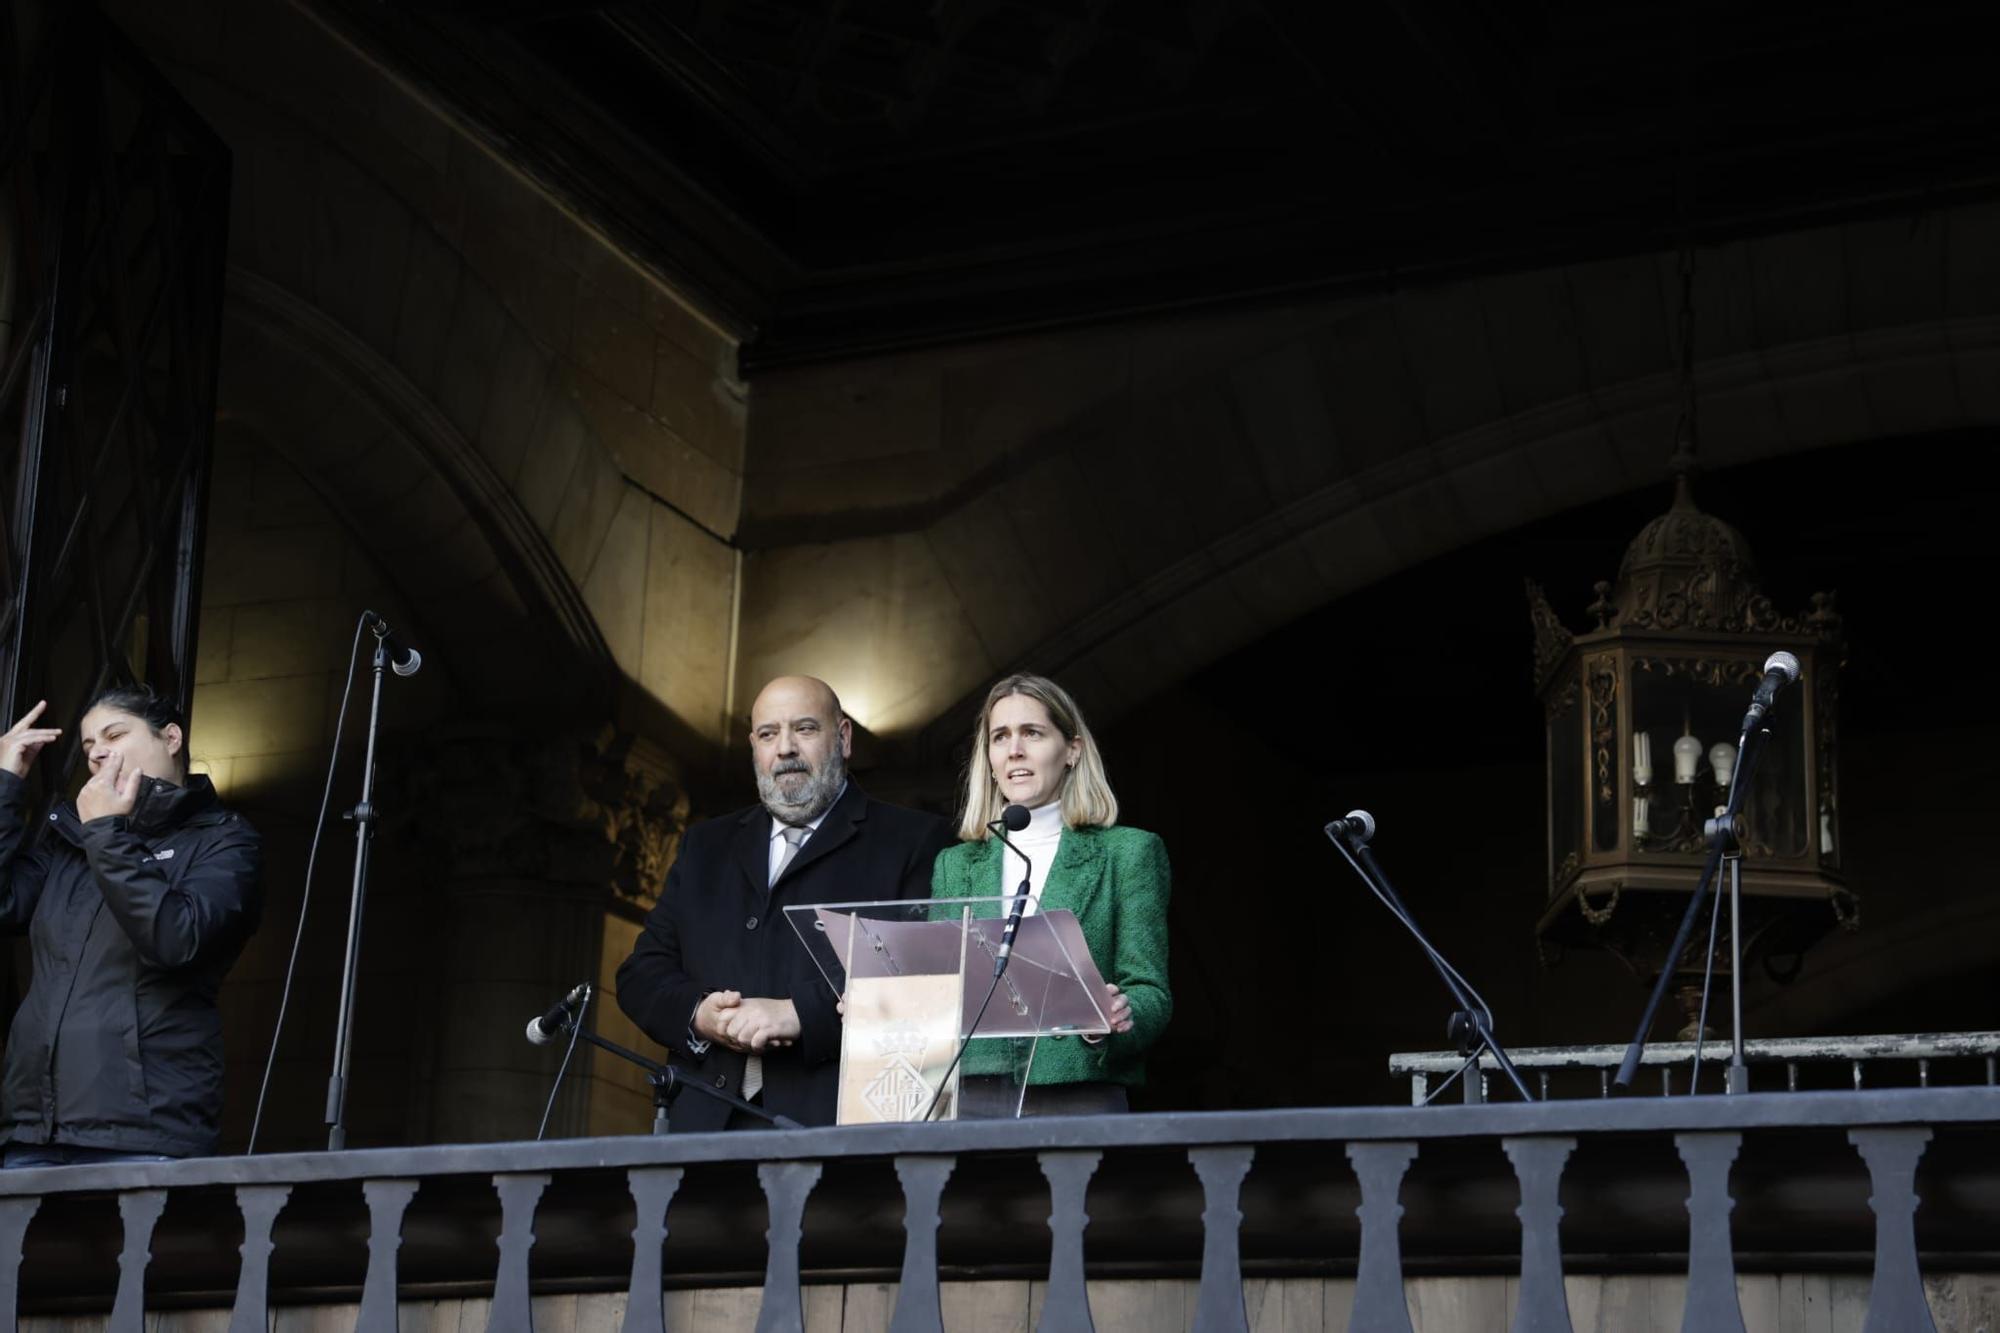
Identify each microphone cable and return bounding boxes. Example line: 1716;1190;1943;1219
246;612;369;1153
919;804;1034;1122
919;959;1012;1123
535;984;593;1141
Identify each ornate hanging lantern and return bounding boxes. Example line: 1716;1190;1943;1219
1528;448;1852;1034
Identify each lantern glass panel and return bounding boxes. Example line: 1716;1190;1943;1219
1747;703;1809;860
1629;662;1809;859
1548;681;1584;890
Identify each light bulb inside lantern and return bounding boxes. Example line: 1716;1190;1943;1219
1708;741;1738;791
1673;733;1702;785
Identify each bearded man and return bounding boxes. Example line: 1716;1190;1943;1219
615;676;953;1130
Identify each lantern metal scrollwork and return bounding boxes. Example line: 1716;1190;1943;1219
1529;456;1852;1034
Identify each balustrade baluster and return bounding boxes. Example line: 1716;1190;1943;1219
488;1172;551;1333
1848;1127;1939;1333
622;1166;683;1333
753;1160;823;1333
1038;1149;1102;1333
1346;1142;1417;1333
228;1185;291;1333
889;1156;955;1333
1190;1146;1253;1333
108;1189;167;1333
1674;1133;1746;1333
360;1178;421;1333
0;1196;41;1333
1503;1136;1575;1333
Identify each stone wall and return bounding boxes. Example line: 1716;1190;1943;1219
737;204;2000;751
195;422;451;1149
82;0;2000;1146
106;0;745;751
88;0;759;1145
197;422;689;1147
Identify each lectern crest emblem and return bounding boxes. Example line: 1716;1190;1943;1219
862;1055;935;1120
858;1022;936;1119
869;1021;928;1059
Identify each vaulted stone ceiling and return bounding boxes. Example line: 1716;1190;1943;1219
304;0;2000;366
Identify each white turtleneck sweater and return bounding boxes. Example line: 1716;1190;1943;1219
999;799;1065;914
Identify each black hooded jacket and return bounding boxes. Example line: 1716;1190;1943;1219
0;768;262;1157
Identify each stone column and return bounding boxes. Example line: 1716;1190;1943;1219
396;724;687;1144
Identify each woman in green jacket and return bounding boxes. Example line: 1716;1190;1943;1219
931;673;1171;1117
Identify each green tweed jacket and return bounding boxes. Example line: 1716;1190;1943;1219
929;823;1172;1087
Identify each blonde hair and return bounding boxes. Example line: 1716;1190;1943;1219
956;673;1119;840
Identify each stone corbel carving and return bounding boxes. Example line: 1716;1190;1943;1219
388;725;689;908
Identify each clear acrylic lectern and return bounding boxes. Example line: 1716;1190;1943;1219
784;896;1113;1122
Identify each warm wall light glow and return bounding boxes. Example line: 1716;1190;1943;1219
836;688;875;733
187;682;253;798
732;538;993;745
185;757;232;798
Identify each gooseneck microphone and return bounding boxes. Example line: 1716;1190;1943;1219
1739;650;1800;735
361;609;424;677
918;803;1037;1121
525;983;591;1046
988;803;1034;976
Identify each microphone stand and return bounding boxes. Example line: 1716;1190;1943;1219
1723;819;1749;1095
1613;709;1777;1093
324;619;397;1150
920;817;1033;1122
534;991;800;1133
1325;822;1534;1103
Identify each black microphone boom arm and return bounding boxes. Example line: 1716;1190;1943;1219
1325;814;1534;1103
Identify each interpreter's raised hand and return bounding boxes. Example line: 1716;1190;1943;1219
716;996;801;1052
694;989;744;1047
1;701;61;779
76;752;142;823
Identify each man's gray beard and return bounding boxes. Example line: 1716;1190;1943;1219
757;747;846;825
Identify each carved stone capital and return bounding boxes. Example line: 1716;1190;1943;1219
389;724;688;908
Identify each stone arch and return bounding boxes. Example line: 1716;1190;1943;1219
203;279;696;1148
884;307;2000;759
724;201;2000;757
219;267;614;709
102;0;748;753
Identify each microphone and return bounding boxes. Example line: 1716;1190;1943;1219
1325;810;1376;846
917;804;1037;1122
989;803;1033;976
525;983;590;1046
362;610;424;677
1739;651;1801;734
